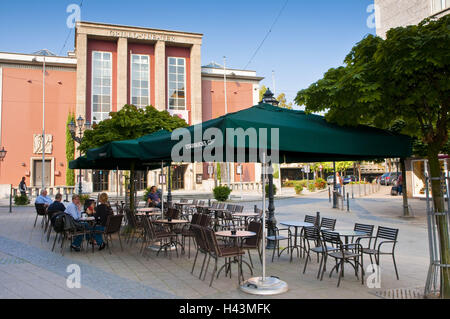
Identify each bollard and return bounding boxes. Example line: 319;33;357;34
9;184;12;213
347;193;350;212
358;183;361;197
328;187;331;203
343;185;346;201
352;183;354;199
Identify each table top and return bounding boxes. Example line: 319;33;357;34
215;230;256;238
280;221;315;228
233;212;259;217
175;202;194;206
154;219;189;224
331;230;368;237
136;212;161;217
137;207;161;212
79;217;95;222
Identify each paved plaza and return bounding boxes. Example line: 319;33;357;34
0;186;430;299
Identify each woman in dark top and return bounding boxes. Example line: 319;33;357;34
93;193;113;250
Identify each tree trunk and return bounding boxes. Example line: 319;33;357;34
427;147;450;298
130;161;136;212
400;158;410;217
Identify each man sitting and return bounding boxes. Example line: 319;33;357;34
35;189;53;207
64;194;83;252
147;186;162;209
47;193;66;219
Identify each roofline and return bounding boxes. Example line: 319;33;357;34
201;72;264;82
0;52;77;66
77;21;204;37
202;66;257;73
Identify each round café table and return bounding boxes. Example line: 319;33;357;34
279;221;315;262
215;230;256;284
232;212;259;227
153;219;189;256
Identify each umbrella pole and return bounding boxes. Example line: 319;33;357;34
240;152;288;295
161;161;164;219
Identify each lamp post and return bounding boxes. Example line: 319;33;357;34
259;88;279;249
68;116;91;194
0;147;7;162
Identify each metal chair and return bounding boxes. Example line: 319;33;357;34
359;226;399;280
92;214;124;254
34;203;47;228
202;227;245;287
320;230;364;287
241;221;263;268
320;217;337;230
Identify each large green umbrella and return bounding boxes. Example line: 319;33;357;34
138;103;412;163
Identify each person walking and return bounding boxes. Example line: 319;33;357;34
335;172;343;195
19;177;27;197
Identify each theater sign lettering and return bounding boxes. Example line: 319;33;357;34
109;30;176;42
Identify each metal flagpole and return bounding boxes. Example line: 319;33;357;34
224;57;231;189
240;152;288;295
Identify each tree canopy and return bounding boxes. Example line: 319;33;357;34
295;15;450;298
79;105;188;153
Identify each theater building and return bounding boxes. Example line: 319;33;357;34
0;21;263;196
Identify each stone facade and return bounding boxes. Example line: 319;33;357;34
375;0;449;38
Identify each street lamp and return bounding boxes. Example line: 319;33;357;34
68;116;91;194
0;147;7;161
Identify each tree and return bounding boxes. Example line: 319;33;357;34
79;104;187;210
66;113;75;186
296;16;450;297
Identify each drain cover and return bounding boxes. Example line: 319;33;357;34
374;287;424;299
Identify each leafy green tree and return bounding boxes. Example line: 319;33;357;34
296;16;450;297
79;104;187;210
66;113;75;186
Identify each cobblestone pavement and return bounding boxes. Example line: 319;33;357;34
0;186;430;299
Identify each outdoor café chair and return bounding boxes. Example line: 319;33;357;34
302;226;337;278
141;218;178;259
320;230;364;287
191;225;211;279
266;225;290;262
241;221;263;268
34;203;47;228
124;208;144;247
358;226;400;280
320;217;337;230
202;227;245;287
347;223;375;250
92;214;124;254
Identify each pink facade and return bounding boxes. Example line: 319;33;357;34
0;65;76;186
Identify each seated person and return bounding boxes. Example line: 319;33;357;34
85;200;96;216
64;194;84;252
47;193;66;219
93;193;113;251
35;189;53;207
147;186;161;208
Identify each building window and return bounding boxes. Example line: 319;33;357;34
92;51;112;124
432;0;450;13
167;57;186;110
131;54;150;108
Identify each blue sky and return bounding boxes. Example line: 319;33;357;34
0;0;375;106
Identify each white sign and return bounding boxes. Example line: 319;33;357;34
159;174;166;185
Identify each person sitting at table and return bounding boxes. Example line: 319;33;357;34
93;193;113;251
47;193;66;219
85;200;95;216
147;186;161;209
35;189;53;207
64;194;84;252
